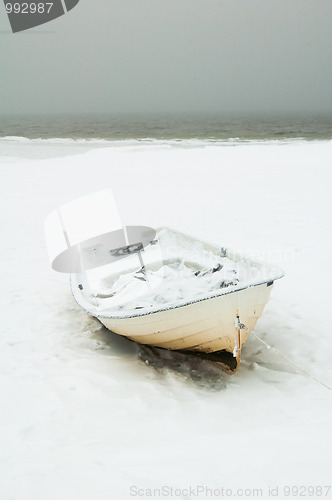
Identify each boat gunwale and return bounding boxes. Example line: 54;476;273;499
71;276;283;320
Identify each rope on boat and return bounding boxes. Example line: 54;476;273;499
238;319;331;392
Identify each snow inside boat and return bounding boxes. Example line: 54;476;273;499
45;191;284;374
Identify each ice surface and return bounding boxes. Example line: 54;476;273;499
1;138;331;499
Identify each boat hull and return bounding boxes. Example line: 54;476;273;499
98;282;273;373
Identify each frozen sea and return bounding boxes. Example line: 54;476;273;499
0;127;332;499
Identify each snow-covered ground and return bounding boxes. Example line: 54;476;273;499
1;139;331;500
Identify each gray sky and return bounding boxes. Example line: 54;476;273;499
1;0;331;114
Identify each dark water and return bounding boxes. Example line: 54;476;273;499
1;112;332;140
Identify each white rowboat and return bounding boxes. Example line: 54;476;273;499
70;228;284;374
